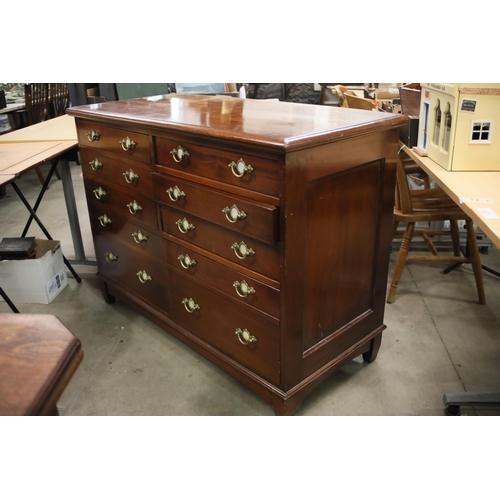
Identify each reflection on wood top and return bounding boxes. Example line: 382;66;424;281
67;94;408;151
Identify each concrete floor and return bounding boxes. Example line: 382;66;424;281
1;160;500;416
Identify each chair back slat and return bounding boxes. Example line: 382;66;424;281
24;83;49;125
50;83;70;117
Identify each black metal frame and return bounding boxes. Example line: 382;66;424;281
1;153;81;312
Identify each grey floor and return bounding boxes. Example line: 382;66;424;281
1;160;500;416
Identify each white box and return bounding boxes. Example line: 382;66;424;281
0;239;68;304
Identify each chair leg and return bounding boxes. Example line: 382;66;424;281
35;166;45;185
387;221;415;303
450;220;461;256
466;222;486;304
54;166;61;180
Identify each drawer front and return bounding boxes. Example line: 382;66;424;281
164;239;280;320
155;136;280;198
84;178;158;229
94;234;167;311
160;205;280;281
77;123;150;163
80;147;153;196
88;201;161;256
153;173;279;244
168;268;280;385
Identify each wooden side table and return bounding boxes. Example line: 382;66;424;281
0;314;83;416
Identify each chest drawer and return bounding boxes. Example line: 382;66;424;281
153;173;278;244
80;147;153;196
85;179;158;229
155;136;281;198
160;205;280;281
168;268;280;385
77;122;151;163
87;200;161;256
94;234;167;311
164;239;280;320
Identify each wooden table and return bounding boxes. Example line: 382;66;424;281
0;101;26;127
0;313;83;416
402;144;500;415
402;145;500;249
0;115;86;261
0;114;77;144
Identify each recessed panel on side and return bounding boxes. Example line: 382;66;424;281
302;160;382;352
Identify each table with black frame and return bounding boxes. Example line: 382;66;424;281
0;139;82;311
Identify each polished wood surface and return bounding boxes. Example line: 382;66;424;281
0;314;83;416
68;95;407;415
69;94;406;150
402;145;500;249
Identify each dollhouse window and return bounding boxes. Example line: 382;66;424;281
421;102;429;149
433;99;441;145
470;121;492;143
442;104;452;152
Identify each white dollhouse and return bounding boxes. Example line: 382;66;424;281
417;83;500;171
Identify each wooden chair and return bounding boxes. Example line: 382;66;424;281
344;93;377;110
333;85;349;107
387;149;486;304
49;83;70;118
24;83;49;125
23;83;61;184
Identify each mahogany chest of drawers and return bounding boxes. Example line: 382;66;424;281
67;95;407;415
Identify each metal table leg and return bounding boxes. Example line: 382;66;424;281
10;181;81;283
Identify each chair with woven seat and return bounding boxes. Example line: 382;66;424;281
387;149;486;304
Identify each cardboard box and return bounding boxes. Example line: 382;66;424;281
0;239;68;304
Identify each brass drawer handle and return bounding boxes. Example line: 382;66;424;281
228;159;253;178
167;186;186;202
233;280;255;298
132;230;148;244
231;241;255;259
222;204;247;223
137;270;152;283
119;136;136;151
176;218;195;234
98;214;112;226
123;169;139;183
93;186;106;200
86;129;100;142
104;251;118;262
89;158;103;171
235;328;257;345
127;200;142;214
170;145;190;163
178;254;197;269
182;297;200;313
